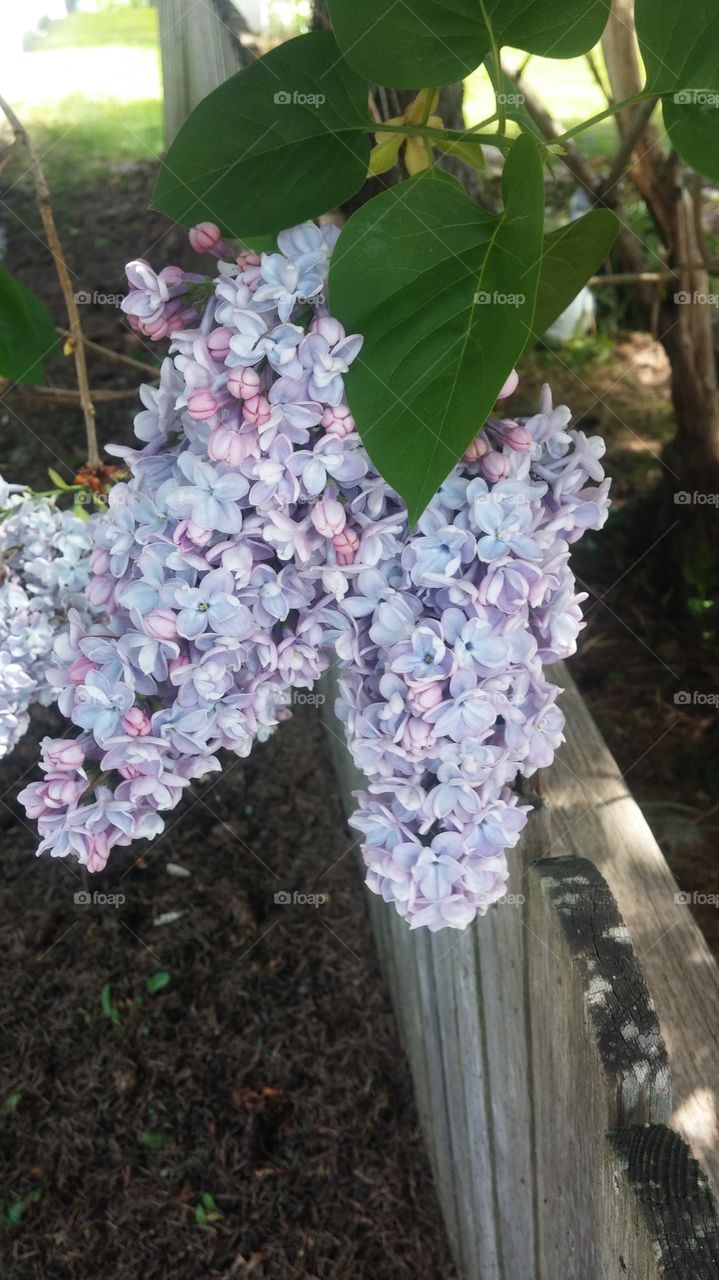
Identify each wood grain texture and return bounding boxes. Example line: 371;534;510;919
527;855;672;1277
544;664;719;1188
157;0;247;145
610;1125;719;1279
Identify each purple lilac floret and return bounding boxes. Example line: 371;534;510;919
0;480;95;759
20;222;610;928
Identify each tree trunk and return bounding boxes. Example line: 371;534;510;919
602;0;719;511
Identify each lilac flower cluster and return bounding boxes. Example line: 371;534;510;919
19;221;609;929
337;393;609;930
0;479;94;758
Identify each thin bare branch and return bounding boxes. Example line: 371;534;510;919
55;328;160;378
0;94;100;467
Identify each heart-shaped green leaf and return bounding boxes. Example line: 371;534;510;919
153;31;372;237
329;135;545;523
328;0;611;88
0;268;58;386
529;209;619;343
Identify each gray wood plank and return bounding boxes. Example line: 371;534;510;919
544;665;719;1189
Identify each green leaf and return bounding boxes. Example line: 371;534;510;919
4;1092;22;1112
529;209;619;344
661;96;719;182
328;0;611;88
0;268;58;386
139;1130;169;1149
635;0;719;177
433;137;486;170
330;136;545;522
153;31;371;237
100;983;121;1026
146;971;171;994
635;0;719;93
241;233;277;254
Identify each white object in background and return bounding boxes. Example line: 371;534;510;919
544;285;597;345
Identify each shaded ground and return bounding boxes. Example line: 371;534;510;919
0;704;456;1279
0;163;456;1278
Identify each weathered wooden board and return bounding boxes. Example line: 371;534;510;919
545;664;719;1190
157;0;248;144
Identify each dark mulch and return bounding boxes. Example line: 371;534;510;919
0;157;455;1275
0;704;456;1279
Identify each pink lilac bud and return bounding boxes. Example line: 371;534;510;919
400;717;434;757
208;424;245;467
480;450;511;483
237;250;261;272
162;265;185;288
174;519;214;549
207;326;232;362
332;527;360;565
90;547;110;575
463;434;488;463
227;366;261;400
322;404;355;438
40;775;84;814
145;609;178;641
43;739;85;771
187;388;219;421
496;420;532;452
497;369;519;400
86;576;114;608
68;656;96;684
121;706;152;737
408;682;444;714
86;835;110;874
311;497;346;538
311;315;345;345
243;394;272;427
188;222;229;257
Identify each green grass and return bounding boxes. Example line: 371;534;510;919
26;98;163;193
26;7;158;52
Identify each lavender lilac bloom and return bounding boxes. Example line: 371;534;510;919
0;481;94;758
20;223;610;926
